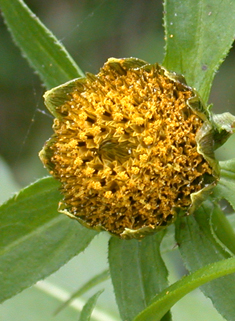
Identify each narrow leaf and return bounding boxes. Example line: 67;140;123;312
175;201;235;321
134;256;235;321
78;290;103;321
163;0;235;103
109;232;171;321
0;177;97;303
210;202;235;255
55;269;109;315
0;0;84;89
213;159;235;211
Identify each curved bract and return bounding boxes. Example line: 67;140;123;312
39;57;219;239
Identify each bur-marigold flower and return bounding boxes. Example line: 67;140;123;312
39;58;219;239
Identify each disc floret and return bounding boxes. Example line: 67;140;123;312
39;58;218;239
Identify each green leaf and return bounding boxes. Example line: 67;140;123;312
211;206;235;255
213;159;235;211
227;214;235;230
163;0;235;103
175;201;235;321
0;0;84;89
133;256;235;321
210;202;235;256
211;112;235;150
55;269;109;315
108;232;171;321
0;177;97;303
78;290;103;321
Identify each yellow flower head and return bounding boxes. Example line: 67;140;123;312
39;58;218;239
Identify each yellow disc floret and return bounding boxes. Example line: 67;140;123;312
40;58;214;238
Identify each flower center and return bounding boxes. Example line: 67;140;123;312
44;59;213;238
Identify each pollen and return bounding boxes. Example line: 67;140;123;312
143;136;154;145
74;157;83;166
104;191;113;199
40;57;215;239
79;132;87;141
89;181;102;190
130;166;140;175
83;167;95;177
117;171;129;181
135;117;145;125
139;154;148;162
113;113;123;121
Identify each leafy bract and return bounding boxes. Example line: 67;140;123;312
0;177;97;303
0;0;84;89
163;0;235;103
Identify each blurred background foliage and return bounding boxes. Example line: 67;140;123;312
0;0;235;320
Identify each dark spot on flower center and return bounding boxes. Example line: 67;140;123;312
98;138;136;163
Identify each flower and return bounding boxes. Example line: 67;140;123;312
39;58;219;239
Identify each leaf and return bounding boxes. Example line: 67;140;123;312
55;269;109;315
211;112;235;150
210;159;235;255
78;290;103;321
163;0;235;103
0;0;84;89
213;159;235;211
175;201;235;321
227;214;235;230
133;256;235;321
0;177;97;303
108;232;171;321
210;201;235;256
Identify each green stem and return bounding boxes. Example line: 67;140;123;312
134;256;235;321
